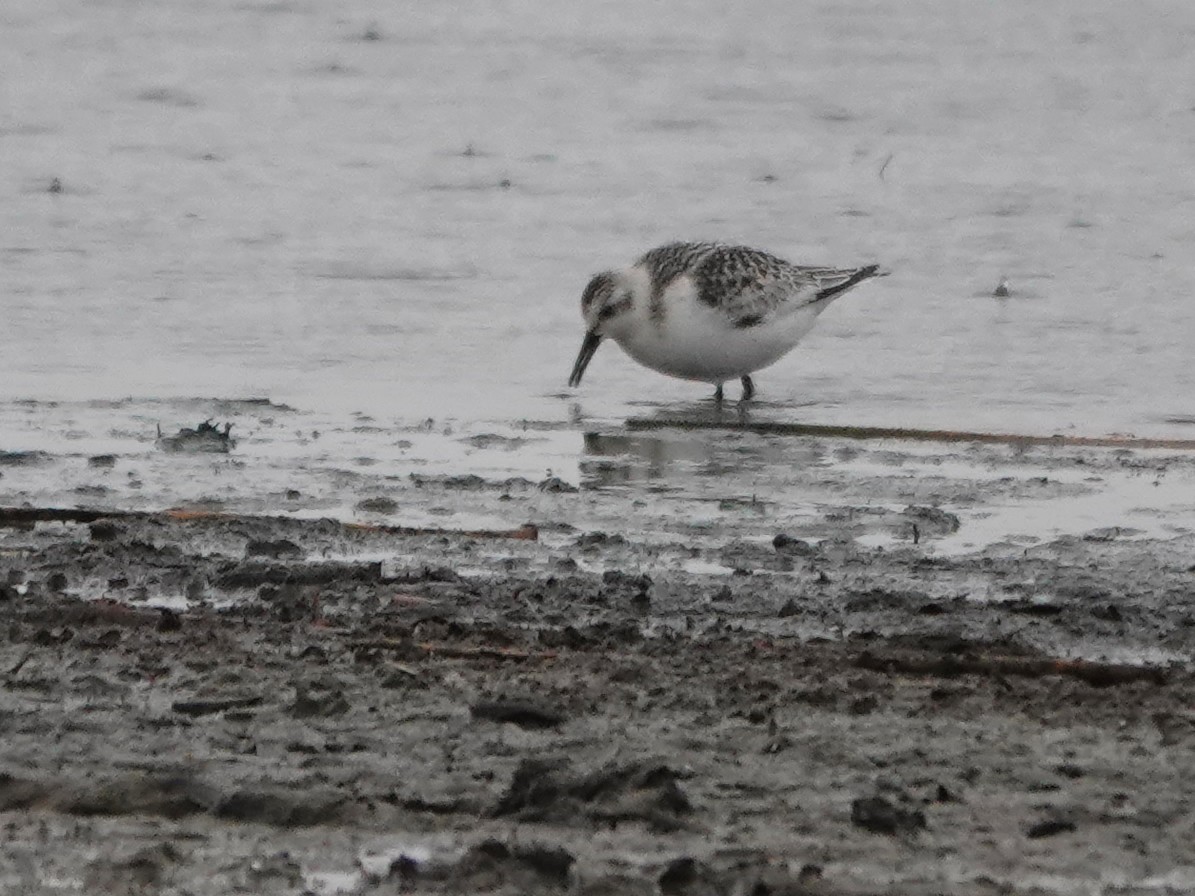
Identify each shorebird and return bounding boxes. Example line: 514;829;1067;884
568;242;885;401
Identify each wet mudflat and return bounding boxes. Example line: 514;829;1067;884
5;0;1195;890
3;429;1195;895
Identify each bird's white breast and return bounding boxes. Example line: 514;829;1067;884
610;275;827;384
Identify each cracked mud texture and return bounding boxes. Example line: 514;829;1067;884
2;465;1195;895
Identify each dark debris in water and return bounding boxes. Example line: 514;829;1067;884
850;794;927;835
156;420;235;454
0;450;53;467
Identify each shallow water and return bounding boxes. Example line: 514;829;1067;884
3;0;1195;478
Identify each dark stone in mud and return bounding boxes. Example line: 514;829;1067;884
88;521;119;542
215;787;348;826
492;758;693;830
32;627;73;646
575;531;626;548
602;570;652;594
410;472;490;490
355;496;398;513
1004;599;1064;617
245;538;303;559
539;475;579;493
1027;817;1077;838
778;598;801;617
772;533;815;555
850;795;926;835
658;857;722;896
257;584;320;622
156;420;235;453
471;698;567;729
86;842;181;892
540;620;644;650
157;607;183;632
79;627;123;650
451;839;575;892
934;783;959;803
386;853;420;887
290;681;350;718
87;454;117;468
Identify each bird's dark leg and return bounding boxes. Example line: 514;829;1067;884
714;383;724;404
740;375;755;401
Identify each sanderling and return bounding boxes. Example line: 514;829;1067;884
568;241;886;401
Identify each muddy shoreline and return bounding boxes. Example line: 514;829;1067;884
3;441;1195;895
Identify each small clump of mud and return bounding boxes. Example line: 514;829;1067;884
156;420;236;453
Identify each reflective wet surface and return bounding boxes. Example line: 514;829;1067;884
3;0;1195;442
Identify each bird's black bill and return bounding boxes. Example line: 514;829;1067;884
568;331;602;387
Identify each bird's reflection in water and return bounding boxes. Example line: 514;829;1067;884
580;432;717;487
580;426;827;489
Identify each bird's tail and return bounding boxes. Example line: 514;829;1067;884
811;264;888;303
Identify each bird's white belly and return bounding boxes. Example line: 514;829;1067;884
614;298;824;384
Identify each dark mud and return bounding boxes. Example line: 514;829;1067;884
3;495;1195;894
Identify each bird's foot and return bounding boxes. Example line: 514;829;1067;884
740;375;755;401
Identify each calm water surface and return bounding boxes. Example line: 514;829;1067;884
3;0;1195;448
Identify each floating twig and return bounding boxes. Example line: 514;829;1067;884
624;419;1195;451
878;152;894;181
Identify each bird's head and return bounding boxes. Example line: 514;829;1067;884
568;270;635;387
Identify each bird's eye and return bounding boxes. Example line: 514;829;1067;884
597;295;631;322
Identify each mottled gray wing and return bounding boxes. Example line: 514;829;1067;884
689;246;804;327
692;247;878;328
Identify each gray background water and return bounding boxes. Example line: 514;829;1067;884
4;0;1195;438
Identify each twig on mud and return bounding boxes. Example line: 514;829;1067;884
344;521;539;541
348;638;557;662
0;507;538;541
855;650;1168;687
878;152;894;181
6;650;33;676
172;695;265;717
625;419;1195;451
